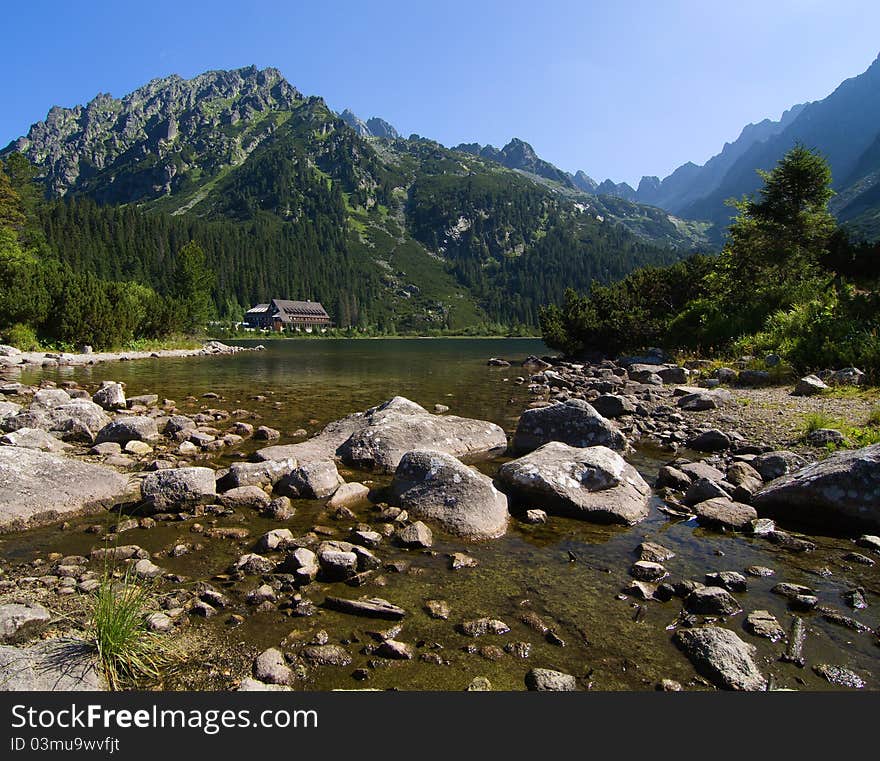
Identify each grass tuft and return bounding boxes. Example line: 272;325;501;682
87;567;174;690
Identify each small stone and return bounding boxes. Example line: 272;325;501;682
396;521;433;548
630;561;668;582
449;552;478;570
459;618;510;637
376;640;413;660
466;676;492;691
638;541;675;563
685;586;742;616
254;647;294;685
704;571;748;592
744;610;784;641
425;600;451;620
813;664;865;689
525;668;577;691
524;509;547;524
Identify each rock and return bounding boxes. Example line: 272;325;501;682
256;528;295;552
487;358;511;367
752;451;808;481
316;546;358;580
234;553;275;575
0;602;51;643
0;639;106;690
657;465;691;490
390;450;509;539
140;467;216;512
856;535;880;553
630;561;668;582
677;391;729;411
705;571;748;592
459;618;510;637
524;668;577;691
217;458;295;490
497;442;650;525
685;586;742;615
92;382;126;410
1;427;70;452
829;367;865;387
254;426;281;441
693;498;757;530
805;428;847;447
95;416;159;445
253;647;294;685
338;397;507;473
279;547;319;583
425;600;451;619
744;610;785;641
449;552;478;570
467;676;492;691
0;447;134;532
737;370;771;387
0;401;22;422
813;664;865;688
278;460;342;499
726;461;763;498
127;394;158;408
793;375;828;396
512;399;626;453
32;388;71;407
754;444;880;531
132;558;163;579
396;521;434;548
524;509;547;524
684;478;732;505
124;440;152;455
327;482;370;510
687;429;731;452
145;612;173;633
679;461;726;483
219;485;272;510
321;596;406;620
591;394;635;419
638;542;675;563
303;644;352;667
376;640;413;660
673;626;766;690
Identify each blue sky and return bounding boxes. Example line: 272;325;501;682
4;0;879;185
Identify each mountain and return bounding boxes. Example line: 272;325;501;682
595;52;880;242
3;66;705;333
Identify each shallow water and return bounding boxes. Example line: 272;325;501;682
7;338;880;690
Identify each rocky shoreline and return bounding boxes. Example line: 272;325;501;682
0;340;263;372
0;349;878;692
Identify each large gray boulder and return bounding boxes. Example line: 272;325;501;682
217;458;295;491
0;447;134;532
673;626;766;691
754;444;880;531
512;399;626;454
390;450;509;539
92;382;127;410
497;442;651;525
140;467;216;512
277;460;342;499
47;401;112;442
95;416;159;445
0;639;106;690
752;451;807;481
338;397;507;473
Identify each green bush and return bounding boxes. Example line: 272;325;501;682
2;322;40;350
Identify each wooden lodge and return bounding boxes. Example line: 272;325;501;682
243;299;332;332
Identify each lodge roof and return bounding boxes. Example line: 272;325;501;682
245;299;330;321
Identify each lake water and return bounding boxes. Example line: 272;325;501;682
11;338;880;691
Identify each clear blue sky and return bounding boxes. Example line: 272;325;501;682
4;0;879;185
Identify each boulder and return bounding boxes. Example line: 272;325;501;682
677;389;733;411
685;586;742;615
0;639;106;690
754;444;880;531
218;485;272;510
277;460;342;499
140;467;216;512
693;498;757;530
673;626;766;691
216;458;295;491
0;602;51;643
497;442;651;525
805;428;846;447
512;399;626;454
752;451;807;481
792;375;828;396
92;382;126;410
95;417;159;445
396;520;434;548
0;447;134;532
326;482;370;510
48;401;112;443
338;397;507;472
253;648;294;686
687;429;731;452
525;668;577;691
829;367;865;386
591;394;635;419
1;428;69;452
390;450;509;539
32;388;71;408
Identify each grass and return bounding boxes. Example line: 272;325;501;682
86;567;175;690
800;408;880;450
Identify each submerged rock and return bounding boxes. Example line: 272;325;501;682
390;450;509;539
497;442;650;525
673;626;766;691
511;399;626;453
754;444;880;531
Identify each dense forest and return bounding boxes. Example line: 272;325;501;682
541;146;880;379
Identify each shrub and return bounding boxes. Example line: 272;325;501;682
2;322;40;351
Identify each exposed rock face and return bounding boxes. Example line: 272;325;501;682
673;626;766;691
140;467;217;511
511;399;626;453
497;442;651;525
754;444;880;531
390;450;509;539
0;447;134;532
0;640;106;690
336;397;507;472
